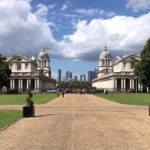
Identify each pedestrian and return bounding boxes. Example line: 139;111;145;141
62;90;65;97
57;90;59;97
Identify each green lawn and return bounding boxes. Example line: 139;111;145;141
95;93;150;106
0;110;22;129
0;93;57;129
0;93;57;105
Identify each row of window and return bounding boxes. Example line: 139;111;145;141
9;63;29;70
123;62;134;69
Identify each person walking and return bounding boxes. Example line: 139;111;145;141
57;90;59;97
62;90;65;97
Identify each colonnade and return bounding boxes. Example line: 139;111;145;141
114;78;141;92
9;78;40;92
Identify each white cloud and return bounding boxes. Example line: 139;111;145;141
0;0;58;57
0;0;150;63
126;0;150;12
35;3;48;18
60;13;150;60
74;8;115;17
61;4;68;11
75;8;104;16
61;3;68;11
48;4;57;10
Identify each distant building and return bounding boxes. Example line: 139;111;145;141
92;46;141;92
74;75;78;81
80;74;86;81
57;69;61;82
65;71;72;82
93;68;98;79
87;71;93;81
87;68;98;81
6;47;56;92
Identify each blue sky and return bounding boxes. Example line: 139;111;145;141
0;0;150;79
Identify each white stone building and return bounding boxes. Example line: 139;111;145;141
92;46;141;92
6;47;56;93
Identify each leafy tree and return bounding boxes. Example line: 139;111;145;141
57;80;92;90
0;54;11;93
57;81;67;89
134;38;150;88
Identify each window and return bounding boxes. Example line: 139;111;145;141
131;62;134;69
131;57;135;69
25;63;28;69
123;62;126;69
17;63;21;70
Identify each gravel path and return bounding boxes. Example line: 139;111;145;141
0;94;150;150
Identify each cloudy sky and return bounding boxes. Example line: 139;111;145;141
0;0;150;79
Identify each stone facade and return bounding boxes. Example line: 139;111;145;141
6;47;56;93
92;46;141;92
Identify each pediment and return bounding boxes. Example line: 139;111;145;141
115;53;140;64
99;68;112;74
8;54;32;63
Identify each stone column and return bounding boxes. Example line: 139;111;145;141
35;79;37;89
132;79;134;89
10;79;12;90
129;79;132;89
18;79;20;93
114;79;117;92
37;79;39;90
138;79;140;91
12;79;15;89
10;79;13;89
20;79;23;92
121;79;124;91
123;79;126;92
27;79;29;90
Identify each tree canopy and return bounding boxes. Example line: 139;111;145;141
134;38;150;87
57;80;92;90
0;54;11;92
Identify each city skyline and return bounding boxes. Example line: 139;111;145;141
0;0;150;79
57;68;98;82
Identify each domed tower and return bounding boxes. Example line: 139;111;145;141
36;47;51;77
98;45;113;77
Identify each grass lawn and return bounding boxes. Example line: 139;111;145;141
0;93;57;129
0;110;22;129
95;93;150;106
0;93;57;105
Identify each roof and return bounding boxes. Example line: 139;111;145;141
99;46;112;59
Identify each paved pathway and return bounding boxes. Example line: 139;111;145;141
0;94;150;150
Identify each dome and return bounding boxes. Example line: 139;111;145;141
99;46;112;59
38;47;49;59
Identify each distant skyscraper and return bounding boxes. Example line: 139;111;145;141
65;71;72;82
87;71;93;81
57;69;61;82
80;74;86;81
74;75;78;81
87;68;98;81
93;68;98;79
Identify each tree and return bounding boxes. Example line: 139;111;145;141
57;80;92;90
57;81;67;89
134;38;150;89
0;54;11;93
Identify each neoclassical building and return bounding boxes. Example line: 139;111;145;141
92;46;141;92
6;47;56;93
